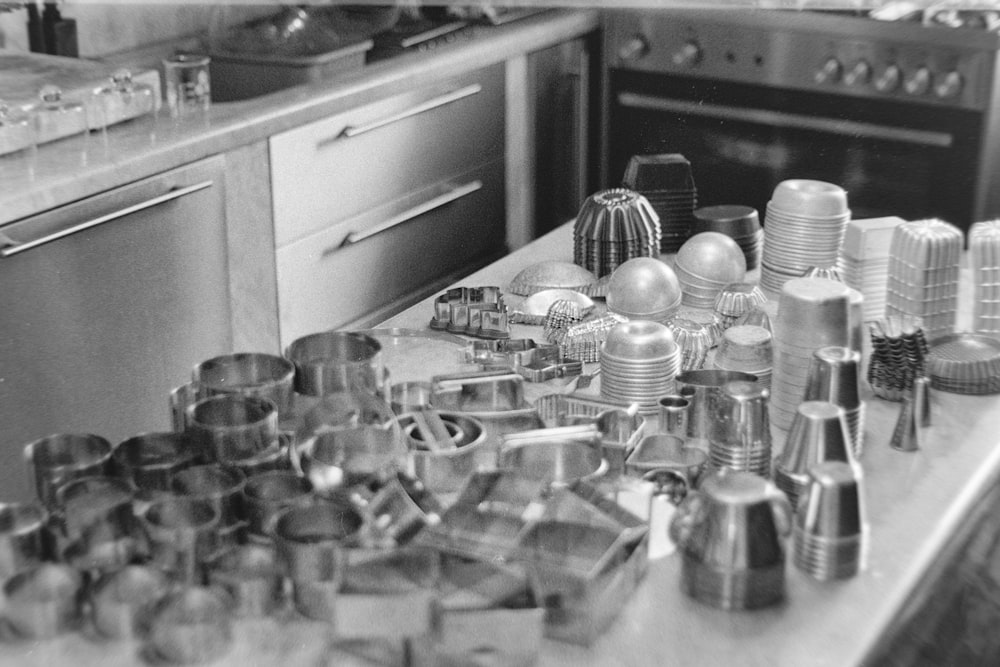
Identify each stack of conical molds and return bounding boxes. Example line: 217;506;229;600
573;188;661;278
803;346;865;458
770;277;852;432
622;153;697;254
969;220;1000;336
885;218;963;341
773;400;856;511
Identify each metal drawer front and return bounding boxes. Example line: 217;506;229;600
276;160;505;348
270;63;505;248
0;157;232;500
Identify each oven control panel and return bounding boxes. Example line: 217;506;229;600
606;9;998;111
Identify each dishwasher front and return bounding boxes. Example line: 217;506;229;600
0;156;233;501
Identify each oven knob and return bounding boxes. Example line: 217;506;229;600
814;58;842;85
874;64;901;92
843;60;872;87
672;41;703;67
934;71;964;99
904;66;932;95
618;35;649;63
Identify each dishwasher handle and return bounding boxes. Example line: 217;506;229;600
319;83;483;146
0;180;214;258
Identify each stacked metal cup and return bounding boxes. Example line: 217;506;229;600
837;216;904;323
709;380;772;478
770;277;852;432
713;324;773;391
803;346;865;458
622;153;697;253
773;401;857;511
793;461;867;580
600;320;682;415
969;219;1000;335
885;218;963;341
692;205;763;271
759;179;850;298
572;188;661;278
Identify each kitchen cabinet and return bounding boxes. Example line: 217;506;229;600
269;63;507;348
0;156;233;500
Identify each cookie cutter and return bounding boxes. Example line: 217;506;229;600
515;359;584;383
431;371;525;413
464;338;561;369
430;286;510;339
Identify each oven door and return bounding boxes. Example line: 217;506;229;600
609;71;983;228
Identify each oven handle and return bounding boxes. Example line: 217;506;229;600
617;93;954;149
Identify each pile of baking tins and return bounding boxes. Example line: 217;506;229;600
508;260;601;296
866;316;929;401
837;216;904;322
673;232;747;309
885;218;963;341
969;219;1000;336
605;257;683;324
666;318;712;371
572;188;661;278
760;179;850;298
622;153;698;253
926;332;1000;395
599;320;682;415
546;312;628;363
692;205;763;271
712;282;768;332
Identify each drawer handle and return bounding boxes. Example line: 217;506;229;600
0;181;214;258
321;83;483;145
336;179;483;250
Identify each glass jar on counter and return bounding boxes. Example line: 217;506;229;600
91;69;158;129
0;101;35;157
31;84;87;142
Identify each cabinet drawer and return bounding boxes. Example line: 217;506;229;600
276;160;505;348
270;63;505;247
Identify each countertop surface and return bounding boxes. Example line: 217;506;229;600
0;9;600;226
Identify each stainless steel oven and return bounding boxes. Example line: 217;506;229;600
604;9;1000;231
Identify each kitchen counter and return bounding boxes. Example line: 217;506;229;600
0;9;600;226
0;221;997;665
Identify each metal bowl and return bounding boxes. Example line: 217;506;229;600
674;232;747;285
606;257;682;318
602;320;677;361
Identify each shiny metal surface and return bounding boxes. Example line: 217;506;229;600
0;156;232;502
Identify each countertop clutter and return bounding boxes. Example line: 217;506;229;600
1;220;1000;666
